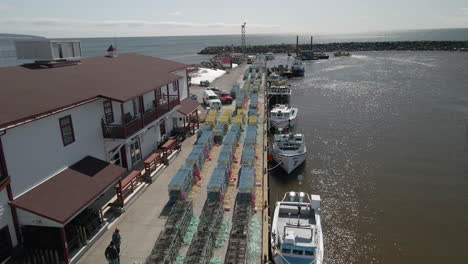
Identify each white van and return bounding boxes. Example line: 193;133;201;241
203;89;222;109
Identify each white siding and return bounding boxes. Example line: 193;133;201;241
2;100;107;198
140;125;159;159
0;190;17;246
175;70;188;100
16;208;62;228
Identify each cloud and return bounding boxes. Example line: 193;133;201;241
0;3;14;12
460;7;468;14
0;17;280;29
169;11;182;16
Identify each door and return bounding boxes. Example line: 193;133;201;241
120;146;128;169
0;226;13;262
129;137;142;166
160;119;166;139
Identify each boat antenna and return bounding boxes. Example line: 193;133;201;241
296;35;299;57
297;174;304;226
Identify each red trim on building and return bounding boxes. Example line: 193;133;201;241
0;137;9;192
59;227;70;263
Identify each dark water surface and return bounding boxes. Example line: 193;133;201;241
268;52;468;264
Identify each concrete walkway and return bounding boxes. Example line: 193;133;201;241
76;135;197;264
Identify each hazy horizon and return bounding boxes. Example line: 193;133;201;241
1;0;467;38
1;28;468;40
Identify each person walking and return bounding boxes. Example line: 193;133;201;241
112;228;121;254
105;241;119;264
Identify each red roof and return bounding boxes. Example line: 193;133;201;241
0;53;189;130
11;156;126;224
177;98;200;115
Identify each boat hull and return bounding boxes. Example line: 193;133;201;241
272;254;322;264
272;151;306;174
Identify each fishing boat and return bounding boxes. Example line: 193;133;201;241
315;53;329;59
270;104;298;129
291;61;305;77
334;51;351;57
271;132;306;174
271;191;323;264
266;52;275;60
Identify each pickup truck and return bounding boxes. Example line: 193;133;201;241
219;92;233;104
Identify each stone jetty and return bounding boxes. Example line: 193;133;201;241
199;41;468;54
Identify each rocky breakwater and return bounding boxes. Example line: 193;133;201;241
199;41;468;54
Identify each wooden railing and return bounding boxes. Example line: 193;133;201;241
102;95;179;139
115;170;142;207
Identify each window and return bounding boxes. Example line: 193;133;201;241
293;250;303;255
305;251;314;256
103;100;114;124
173;81;178;92
59;115;75;146
130;138;142;165
282;248;291;254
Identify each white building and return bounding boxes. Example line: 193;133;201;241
0;48;199;263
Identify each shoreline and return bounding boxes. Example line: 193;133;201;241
199;40;468;54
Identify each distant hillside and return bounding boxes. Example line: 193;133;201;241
0;33;45;40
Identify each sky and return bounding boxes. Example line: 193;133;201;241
0;0;467;38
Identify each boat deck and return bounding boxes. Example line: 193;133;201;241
276;204;317;247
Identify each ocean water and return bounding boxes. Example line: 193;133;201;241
268;51;468;264
1;28;468;66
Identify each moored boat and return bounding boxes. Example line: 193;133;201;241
334;51;351;57
266;52;275;60
272;132;306;174
270;104;298;130
271;191;323;264
291;61;305;77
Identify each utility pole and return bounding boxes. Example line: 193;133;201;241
241;22;246;59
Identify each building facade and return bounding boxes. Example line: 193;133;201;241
0;52;199;263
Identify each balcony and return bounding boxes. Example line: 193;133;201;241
102;95;179;139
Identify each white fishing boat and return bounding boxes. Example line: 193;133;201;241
266;52;275;60
272;132;306;174
268;85;291;96
270;104;298;130
271;191;323;264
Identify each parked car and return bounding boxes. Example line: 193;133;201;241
206;87;224;96
219;92;233;104
189;93;197;100
200;80;210;87
202;89;221;109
